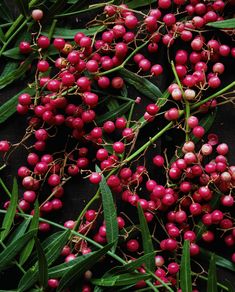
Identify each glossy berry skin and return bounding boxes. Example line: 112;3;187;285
126;239;139;252
0;140;10;152
37;36;50;49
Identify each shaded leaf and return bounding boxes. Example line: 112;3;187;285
35;237;48;289
180;240;192;292
127;0;156;9
92;273;151;287
20;201;39;265
0;87;35;124
0;178;18;241
0;1;13;22
0;27;5;43
119;68;162;102
18;230;70;291
96;165;118;252
207;254;218;292
200;248;235;272
42;25;105;39
224;280;235;292
48;253;92;278
137;204;155;272
207;18;235;29
15;0;29;17
57;242;114;292
7;219;31;244
104;252;156;276
0;230;35;271
0;56;34;89
0;62;18;77
96;101;132;125
2;47;27;60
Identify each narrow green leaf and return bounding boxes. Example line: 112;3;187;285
0;87;35;124
96;165;119;252
0;62;18;78
2;47;26;60
0;27;5;43
6;219;31;244
104;252;156;276
127;0;156;9
119;68;162;102
42;25;105;39
48;253;92;278
207;254;218;292
180;240;192;292
18;230;70;291
200;248;235;272
0;178;18;240
137;204;155;272
35;237;48;289
96;101;132;125
57;242;114;292
0;55;34;89
92;273;151;287
0;230;35;271
20;201;39;265
207;18;235;29
107;99;120;112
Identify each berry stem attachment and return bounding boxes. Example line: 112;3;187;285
171;61;190;141
97;40;149;76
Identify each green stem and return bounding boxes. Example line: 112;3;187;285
124;122;173;163
98;40;149;76
48;19;57;40
171;61;190;141
0;19;28;57
192;81;235;110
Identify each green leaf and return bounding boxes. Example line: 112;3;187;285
2;47;26;60
96;165;119;252
207;253;218;292
92;273;151;287
0;178;18;241
180;240;192;292
48;253;92;278
137;204;155;272
207;18;235;29
0;230;35;271
126;0;156;9
6;219;31;244
200;248;235;272
0;87;35;124
0;55;34;89
57;242;114;292
0;27;5;43
119;68;162;102
104;252;156;276
96;101;132;125
42;25;105;39
20;201;39;265
18;230;70;291
35;237;48;289
0;62;18;78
